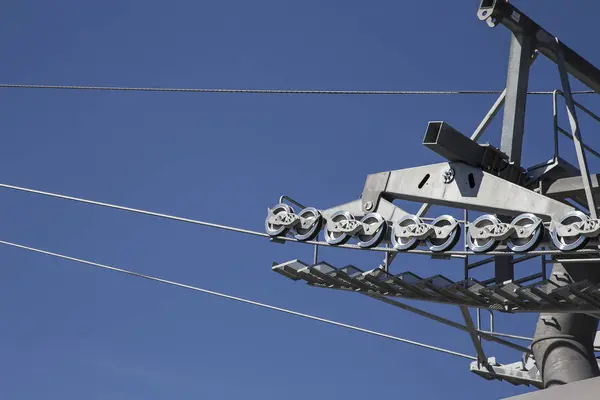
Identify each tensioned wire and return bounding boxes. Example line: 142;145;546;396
0;83;595;95
0;239;477;361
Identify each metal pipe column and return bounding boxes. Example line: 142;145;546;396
531;42;600;389
532;261;600;388
494;19;600;388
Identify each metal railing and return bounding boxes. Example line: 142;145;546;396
552;89;600;161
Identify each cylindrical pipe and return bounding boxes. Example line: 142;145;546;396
532;261;600;388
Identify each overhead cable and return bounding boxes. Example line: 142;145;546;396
0;238;477;361
0;183;392;252
0;183;267;237
0;83;595;96
2;183;600;257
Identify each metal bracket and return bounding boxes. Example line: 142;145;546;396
394;221;435;240
468;222;515;241
478;0;600;93
266;207;300;228
322;197;408;224
325;218;363;235
551;218;600;238
424;122;525;183
367;162;573;219
545;173;600;208
361;171;390;213
470;357;543;389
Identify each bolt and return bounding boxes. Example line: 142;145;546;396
364;201;373;211
441;167;455;184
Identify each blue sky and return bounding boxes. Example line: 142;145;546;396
1;1;600;399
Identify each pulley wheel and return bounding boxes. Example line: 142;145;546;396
467;214;501;253
357;213;388;248
550;210;591;252
265;203;295;237
324;211;355;246
427;215;461;252
507;213;544;253
391;215;422;251
293;207;323;241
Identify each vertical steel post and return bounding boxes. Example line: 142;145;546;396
542;254;547;280
494;256;513;284
552;90;560;160
464;209;469;281
500;33;533;166
383;248;389;273
495;32;534;285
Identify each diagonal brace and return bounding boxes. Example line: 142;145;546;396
365;293;530;354
460;306;493;372
555;38;597;218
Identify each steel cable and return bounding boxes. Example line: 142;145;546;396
0;239;477;361
0;83;595;95
2;183;600;257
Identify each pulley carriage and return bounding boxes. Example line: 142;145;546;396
265;0;600;392
265;0;600;387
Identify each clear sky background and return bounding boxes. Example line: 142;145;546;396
1;1;600;399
